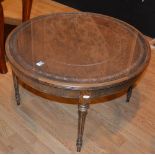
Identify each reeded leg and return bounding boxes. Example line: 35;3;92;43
12;72;20;105
76;94;90;152
126;86;133;102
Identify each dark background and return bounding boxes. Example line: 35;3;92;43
55;0;155;37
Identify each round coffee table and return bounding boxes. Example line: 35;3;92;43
6;12;151;152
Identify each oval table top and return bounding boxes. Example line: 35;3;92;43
6;12;151;90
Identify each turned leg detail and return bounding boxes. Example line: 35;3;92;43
12;72;20;105
126;86;133;102
76;93;90;152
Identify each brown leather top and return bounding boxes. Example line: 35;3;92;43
6;12;150;88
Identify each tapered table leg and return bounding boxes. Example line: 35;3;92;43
12;72;20;105
76;94;90;152
126;86;133;102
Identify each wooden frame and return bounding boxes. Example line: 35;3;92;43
6;12;151;151
0;0;33;74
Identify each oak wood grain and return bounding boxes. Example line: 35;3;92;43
2;0;77;25
0;0;33;74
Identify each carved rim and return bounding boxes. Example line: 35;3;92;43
5;12;151;90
